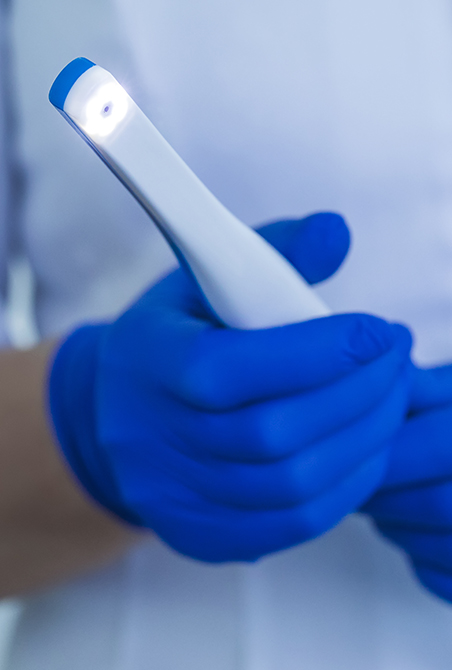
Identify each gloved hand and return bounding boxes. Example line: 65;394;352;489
49;212;413;562
363;363;452;601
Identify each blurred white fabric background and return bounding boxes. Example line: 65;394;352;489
0;603;20;669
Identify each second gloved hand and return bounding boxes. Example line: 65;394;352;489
363;363;452;602
49;213;412;562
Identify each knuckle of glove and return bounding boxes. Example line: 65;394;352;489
176;339;233;411
212;461;324;511
244;401;304;462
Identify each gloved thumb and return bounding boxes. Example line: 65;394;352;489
257;212;351;285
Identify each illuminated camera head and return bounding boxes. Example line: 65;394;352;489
82;82;129;137
50;58;130;141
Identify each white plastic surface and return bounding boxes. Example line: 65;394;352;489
63;66;330;329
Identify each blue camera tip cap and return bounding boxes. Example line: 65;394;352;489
49;58;96;111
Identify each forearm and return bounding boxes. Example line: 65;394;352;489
0;340;141;598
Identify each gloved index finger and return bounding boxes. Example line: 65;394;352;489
164;313;411;410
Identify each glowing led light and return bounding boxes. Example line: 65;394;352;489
82;82;129;138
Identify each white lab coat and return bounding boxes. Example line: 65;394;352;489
5;0;452;668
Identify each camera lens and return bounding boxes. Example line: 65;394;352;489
102;103;113;117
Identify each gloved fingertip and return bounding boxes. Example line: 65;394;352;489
257;212;351;284
347;314;396;364
389;323;413;359
289;212;351;284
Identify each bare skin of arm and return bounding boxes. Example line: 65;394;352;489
0;340;142;598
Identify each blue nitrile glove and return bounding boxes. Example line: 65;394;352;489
49;212;413;562
363;363;452;601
